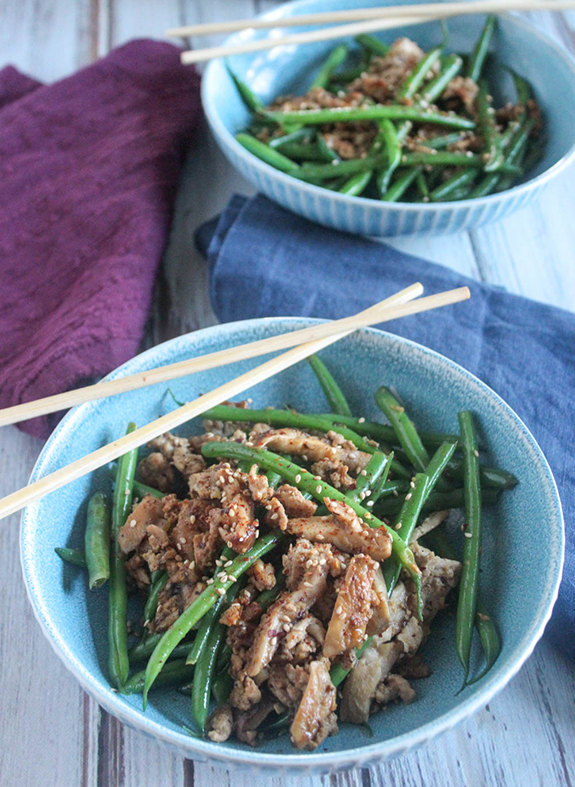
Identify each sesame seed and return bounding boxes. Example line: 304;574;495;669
405;493;412;501
358;417;366;424
365;512;372;520
224;560;233;567
367;500;374;507
410;480;416;489
207;578;214;585
228;576;237;582
130;520;136;528
360;469;368;477
474;449;479;457
395;522;402;530
313;475;321;481
359;491;366;500
393;490;399;497
217;587;226;595
295;474;301;483
316;485;322;494
283;623;291;632
180;537;186;544
464;532;473;538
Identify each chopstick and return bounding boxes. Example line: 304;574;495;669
176;0;575;64
0;283;421;429
169;0;575;39
0;285;469;521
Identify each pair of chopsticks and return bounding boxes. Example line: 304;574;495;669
0;283;469;521
168;0;575;64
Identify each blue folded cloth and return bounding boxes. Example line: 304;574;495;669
196;193;575;658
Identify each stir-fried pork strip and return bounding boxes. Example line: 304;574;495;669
289;658;338;750
118;494;167;554
136;452;175;492
410;510;449;544
245;540;336;677
253;428;371;475
281;498;392;562
340;542;461;722
323;554;380;660
147;432;206;478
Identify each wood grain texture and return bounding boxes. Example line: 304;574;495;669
1;1;574;785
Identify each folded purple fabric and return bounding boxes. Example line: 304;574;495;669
0;40;202;438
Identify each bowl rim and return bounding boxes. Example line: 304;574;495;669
202;0;575;212
20;317;564;771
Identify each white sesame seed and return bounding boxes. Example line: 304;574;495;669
316;485;322;494
295;474;301;483
395;522;402;530
358;417;366;424
224;560;233;567
410;480;416;489
206;578;214;585
474;449;479;457
217;587;226;595
130;520;136;528
360;469;368;477
405;493;412;501
464;532;473;539
283;623;290;632
365;512;372;520
180;537;186;544
367;500;374;507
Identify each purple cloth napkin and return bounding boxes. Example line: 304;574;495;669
0;40;202;438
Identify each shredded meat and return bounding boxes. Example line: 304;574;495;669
118;495;166;554
207;706;234;743
253;428;371;474
136;452;174;493
282;498;392;561
323;554;379;660
147;432;206;477
290;658;338;750
274;484;317;517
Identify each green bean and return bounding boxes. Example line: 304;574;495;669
376;486;499;517
216;643;233;673
446;457;518;490
235;133;301;174
430;169;478;202
260;709;292;737
123;659;194;695
398;46;443;100
133;481;164;500
423;131;467;150
375;387;429;472
348;451;392;504
55;547;86;568
266;470;283;488
266;105;475;130
467;15;496;82
85;491;111;590
311;44;349;89
142;533;284;705
270;142;327;162
511;70;533;107
422;54;463;102
269;128;314;149
415;171;430;200
518;138;544;176
494;118;535;191
401;151;519;173
295;155;383;183
477;79;505;172
316;133;342;163
192;618;226;733
376;120;411;195
109;423;138;690
226;64;263;112
456;411;483;684
423;527;500;681
375;119;401;172
382;166;422;202
308;354;352;416
355;34;389;57
129;635;192;665
338;170;372;196
186;584;230;665
201;441;421;592
308;408;459;447
212;668;234;706
383;441;457;595
144;571;168;626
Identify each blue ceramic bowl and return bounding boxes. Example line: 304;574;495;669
203;0;575;236
21;319;563;773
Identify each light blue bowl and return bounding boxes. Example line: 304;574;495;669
21;319;563;773
203;0;575;236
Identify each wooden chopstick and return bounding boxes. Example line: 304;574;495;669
177;0;575;64
0;284;422;429
168;0;558;38
0;285;469;522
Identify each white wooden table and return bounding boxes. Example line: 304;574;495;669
1;2;574;785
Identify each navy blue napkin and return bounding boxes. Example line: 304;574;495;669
196;193;574;658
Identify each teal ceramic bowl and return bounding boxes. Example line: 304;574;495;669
21;319;563;773
203;0;575;237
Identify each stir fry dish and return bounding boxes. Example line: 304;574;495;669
56;355;517;750
232;16;543;202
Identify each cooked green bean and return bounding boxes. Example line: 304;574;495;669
415;170;430;200
424;131;467;150
311;44;349;89
467;15;496;82
123;659;194;695
330;631;373;687
201;441;421;593
316;132;341;163
55;547;86;568
212;668;234;706
423;526;500;681
85;491;111;590
269;128;314;149
456;411;483;684
235;133;301;174
376;119;412;194
226;65;263;112
376;486;499;517
144;571;168;626
271;141;328;161
382;166;422;202
266;105;475;129
355;34;389;57
129;635;192;665
338;170;373;196
348;451;392;504
295;155;383;182
109;423;138;690
422;54;463;102
142;533;285;705
375;387;430;471
401;151;520;173
308;354;352;416
398;45;443;100
192;617;226;733
430;168;478;202
133;481;164;500
477;79;505;172
446;457;518;490
187;565;238;666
